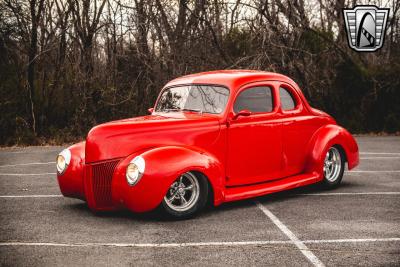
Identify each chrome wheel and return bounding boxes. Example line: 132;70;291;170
164;172;200;212
324;147;342;182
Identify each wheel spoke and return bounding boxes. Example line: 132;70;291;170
180;195;187;205
324;147;342;182
324;167;329;177
163;172;200;212
168;190;179;202
184;185;193;191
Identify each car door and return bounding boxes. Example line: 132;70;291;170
279;84;319;177
226;83;282;186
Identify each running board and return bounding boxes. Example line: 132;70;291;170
224;172;320;202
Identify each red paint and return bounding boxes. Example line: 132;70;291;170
57;70;359;213
57;142;85;200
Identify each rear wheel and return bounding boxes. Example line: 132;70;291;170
321;146;345;188
160;171;208;219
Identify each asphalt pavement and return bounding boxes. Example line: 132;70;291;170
0;136;399;266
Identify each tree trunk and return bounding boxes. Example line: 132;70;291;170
27;0;45;135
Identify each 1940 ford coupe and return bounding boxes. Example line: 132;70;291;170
56;70;359;218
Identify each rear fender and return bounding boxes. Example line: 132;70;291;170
304;124;359;180
111;146;225;212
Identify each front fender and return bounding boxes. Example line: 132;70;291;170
57;141;86;200
111;146;225;213
304;124;359;179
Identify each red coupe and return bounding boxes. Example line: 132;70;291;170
56;70;359;218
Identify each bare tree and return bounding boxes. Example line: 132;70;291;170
0;0;399;144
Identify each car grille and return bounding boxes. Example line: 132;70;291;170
90;159;120;208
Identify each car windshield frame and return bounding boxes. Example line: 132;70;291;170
154;84;230;115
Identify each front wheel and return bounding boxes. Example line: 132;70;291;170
160;171;208;219
321;146;345;188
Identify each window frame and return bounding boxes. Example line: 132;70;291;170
232;83;278;117
278;84;303;114
154;83;231;115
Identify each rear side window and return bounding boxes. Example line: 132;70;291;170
279;87;296;110
234;86;274;113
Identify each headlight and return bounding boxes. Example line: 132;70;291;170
126;156;145;186
56;149;71;175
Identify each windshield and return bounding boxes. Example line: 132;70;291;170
155;85;229;114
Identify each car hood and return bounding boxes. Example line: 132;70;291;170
85;113;221;163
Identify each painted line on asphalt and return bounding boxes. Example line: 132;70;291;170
1;192;399;199
1;170;398;177
1;238;399;248
359;152;400;155
0;173;56;176
0;149;61;154
295;192;400;196
0;162;53;168
347;170;400;173
0;155;396;168
255;201;325;267
303;238;400;244
0;157;396;170
0;152;396;170
0;240;292;248
0;195;62;198
360;157;400;159
1;171;398;176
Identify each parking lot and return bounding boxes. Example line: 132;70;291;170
0;136;399;266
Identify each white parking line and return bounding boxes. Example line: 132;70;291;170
360;152;400;155
1;171;398;177
360;157;400;159
1;192;399;199
1;238;398;248
5;171;394;176
347;171;400;173
0;240;293;248
295;192;400;196
0;195;62;198
0;149;61;154
0;162;53;168
0;173;56;176
303;238;400;244
255;201;325;267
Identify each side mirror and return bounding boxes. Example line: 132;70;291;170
233;109;252;120
148;108;154;114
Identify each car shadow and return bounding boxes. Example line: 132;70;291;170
205;181;359;214
62;181;358;221
65;201;159;221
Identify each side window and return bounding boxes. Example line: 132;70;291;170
279;87;296;110
234;86;274;113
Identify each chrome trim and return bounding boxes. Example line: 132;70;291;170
164;172;200;212
126;156;145;186
56;149;71;175
324;147;342;182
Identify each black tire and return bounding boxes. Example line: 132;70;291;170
160;171;209;219
321;146;345;189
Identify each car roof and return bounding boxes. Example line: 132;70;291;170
164;70;299;92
